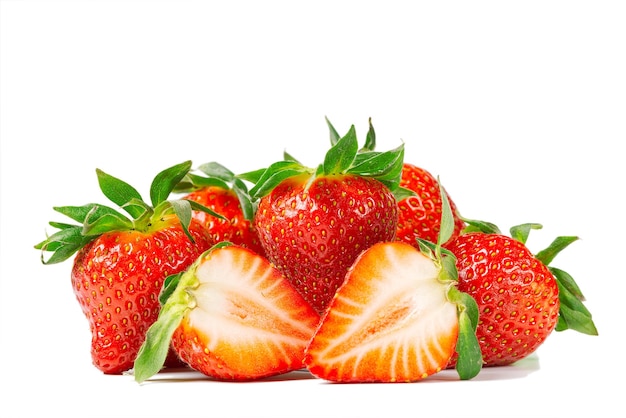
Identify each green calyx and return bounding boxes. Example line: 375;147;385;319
460;218;598;336
35;161;224;265
133;241;233;383
173;161;256;221
326;117;414;202
243;118;406;200
417;179;482;381
529;229;598;336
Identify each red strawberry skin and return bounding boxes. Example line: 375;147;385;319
184;186;266;256
254;173;398;314
70;216;212;374
447;233;560;366
169;245;320;381
396;163;465;248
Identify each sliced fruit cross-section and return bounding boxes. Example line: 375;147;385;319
134;243;321;382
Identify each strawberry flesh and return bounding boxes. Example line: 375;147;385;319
304;241;459;383
134;244;320;382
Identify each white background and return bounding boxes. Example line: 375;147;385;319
1;1;624;417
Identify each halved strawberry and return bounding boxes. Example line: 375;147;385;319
133;243;320;382
304;186;483;382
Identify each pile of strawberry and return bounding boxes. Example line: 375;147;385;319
36;118;597;383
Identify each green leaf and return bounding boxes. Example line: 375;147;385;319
551;267;598;335
133;251;204;383
53;204;111;224
232;179;256;221
325;116;341;146
393;186;417;202
361;117;376;152
510;223;542;244
169;199;194;242
134;243;233;383
460;217;502;234
176;173;231;192
417;238;436;259
347;144;404;192
248;161;310;199
96;168;144;219
133;300;189;383
448;288;482;380
82;209;134;236
323;125;358;175
367;146;404;190
243;118;405;201
159;272;183;306
437;177;454;247
535;236;579;266
348;147;402;178
46;221;79;231
550;266;585;301
197;161;235;182
150;161;193;207
237;167;267;184
557;301;598;335
283;150;301;164
35;226;96;264
170;176;195;193
171;161;255;222
555;316;568;331
121;198;152;221
440;253;459;283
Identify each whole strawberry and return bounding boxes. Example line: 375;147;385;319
447;223;597;367
396;163;465;248
174;162;266;256
35;161;219;374
245;120;404;314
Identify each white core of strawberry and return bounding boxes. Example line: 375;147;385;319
187;247;315;348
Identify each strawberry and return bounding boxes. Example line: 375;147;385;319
35;161;220;374
133;243;320;382
396;163;465;248
446;222;598;367
325;119;465;248
174;162;266;256
244;119;405;314
304;189;482;382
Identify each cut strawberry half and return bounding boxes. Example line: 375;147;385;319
304;182;483;383
133;243;320;382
